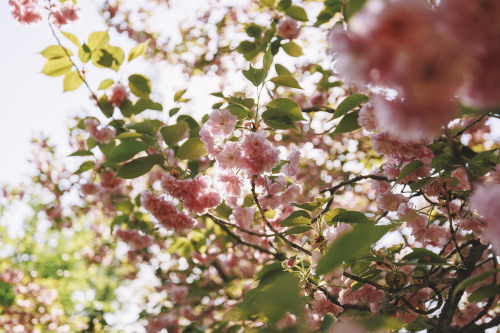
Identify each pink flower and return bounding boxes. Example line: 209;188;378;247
241;130;280;175
218;171;243;197
281;148;301;177
280;184;302;204
230;206;254;229
324;222;353;244
470;184;500;252
161;174;221;214
141;191;195;231
357;101;378;131
50;1;82;28
9;0;42;25
108;83;128;108
311;292;342;317
377;191;408;211
84;118;116;143
206;109;238;137
216;141;243;169
277;17;301;40
199;126;221;157
115;229;154;250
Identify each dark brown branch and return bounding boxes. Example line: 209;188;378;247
400;285;443;315
251;176;312;256
205;212;275;237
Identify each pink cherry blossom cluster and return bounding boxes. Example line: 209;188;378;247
329;0;500;140
276;16;301;40
8;0;42;25
115;228;154;250
470;184;500;253
107;83;129;108
161;174;221;214
49;1;81;28
84;118;116;144
141;190;195;231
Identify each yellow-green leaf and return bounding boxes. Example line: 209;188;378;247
41;45;73;59
61;31;81;47
42;57;73;77
78;44;91;63
282;41;303;57
176;138;207;160
98;79;114;90
128;74;151;98
270;75;303;89
63;71;84;92
128;39;150;62
87;31;110;50
174;89;187;102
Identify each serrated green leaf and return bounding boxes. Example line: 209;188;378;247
291;197;330;212
116;132;142;140
316;222;392;276
275;64;292;76
270;75;303;89
395;160;425;184
128;74;151;98
285;5;308;21
242;64;266;87
98;79;114;90
176;138;207;160
106;140;148;164
409;176;437;191
282;41;303;57
61;31;81;47
333;111;360;133
126;119;163;137
279;210;311;227
332;94;369;119
116;154;164;179
41;45;72;59
402;248;448;264
160;121;189;147
266;98;305;121
92;45;124;71
42;57;73;77
128;39;150;62
63;70;84;92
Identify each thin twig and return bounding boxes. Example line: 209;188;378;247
343;271;393;292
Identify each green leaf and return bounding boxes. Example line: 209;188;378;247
332;111;361;133
394;160;425;184
63;71;84;92
344;0;367;21
106;140;149;164
61;31;81;47
42;57;73;77
126;119;163;137
282;41;303;57
128;74;151;98
228;104;248;119
92;45;124;71
278;0;291;10
98;79;114;90
116;132;142;140
261;0;276;7
128;39;150;62
263;47;274;72
176;138;207;160
401;248;448;265
169;107;181;117
239;269;301;324
160;121;189;147
174;89;187;102
285;225;313;235
279;210;311;227
291;197;330;212
275;64;292;76
468;284;500;302
330;210;370;223
116;154;164;179
332;94;369;119
321;313;337;333
98;95;114;117
75;161;95;174
454;268;500;300
285;5;309;21
41;45;72;59
78;44;91;63
266;98;305;121
242;64;266;87
316;222;392;276
270;75;303;89
69;150;94;157
87;31;110;50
